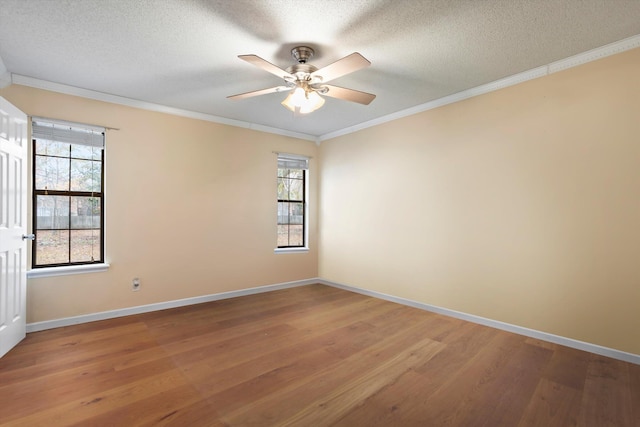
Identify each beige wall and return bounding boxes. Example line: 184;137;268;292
319;48;640;355
0;85;318;323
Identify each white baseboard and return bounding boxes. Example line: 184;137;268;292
26;278;318;333
318;279;640;366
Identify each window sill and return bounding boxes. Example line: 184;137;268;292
27;263;110;279
274;247;309;254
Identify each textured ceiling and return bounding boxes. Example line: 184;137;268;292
1;0;639;139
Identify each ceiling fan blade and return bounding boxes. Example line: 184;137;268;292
310;52;371;83
227;86;291;100
238;54;295;80
321;85;376;105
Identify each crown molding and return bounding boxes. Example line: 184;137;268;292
9;74;317;142
318;34;640;142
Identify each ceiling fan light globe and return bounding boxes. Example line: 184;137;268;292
281;87;305;112
281;87;325;114
299;91;325;114
292;86;307;104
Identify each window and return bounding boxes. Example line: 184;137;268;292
277;154;308;248
31;118;105;267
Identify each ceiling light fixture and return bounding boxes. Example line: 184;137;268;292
281;83;325;114
228;46;375;114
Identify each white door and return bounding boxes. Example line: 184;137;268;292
0;97;28;358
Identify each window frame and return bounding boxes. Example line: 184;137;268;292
276;154;309;251
31;118;105;269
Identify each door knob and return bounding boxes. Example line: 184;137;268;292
22;234;35;241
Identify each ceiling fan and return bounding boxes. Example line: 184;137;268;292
228;46;376;114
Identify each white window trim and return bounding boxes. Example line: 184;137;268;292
274;247;309;254
27;263;110;279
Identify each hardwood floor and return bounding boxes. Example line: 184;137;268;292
0;284;638;426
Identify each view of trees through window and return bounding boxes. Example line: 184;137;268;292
277;167;305;247
33;136;103;266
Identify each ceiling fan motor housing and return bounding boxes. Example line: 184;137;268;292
291;46;314;63
286;63;318;76
286;47;320;85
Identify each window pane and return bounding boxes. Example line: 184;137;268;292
35;140;70;157
288;179;303;201
71;230;101;263
278;168;304;179
278;168;292;178
70;196;101;229
278;202;304;225
289;169;303;179
288;202;304;225
35;230;69;265
277;177;288;200
278;176;303;201
72;144;101;161
277;225;304;247
70;159;101;192
277;224;290;247
277;201;304;247
36;195;70;229
35;155;70;191
277;202;289;225
288;225;303;246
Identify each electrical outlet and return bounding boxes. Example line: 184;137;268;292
132;278;140;291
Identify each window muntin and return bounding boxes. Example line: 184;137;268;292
277;155;308;248
32;119;104;267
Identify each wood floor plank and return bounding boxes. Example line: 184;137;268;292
137;400;227;427
159;296;389;362
277;337;444;427
219;318;442;425
171;301;401;382
144;285;349;339
0;356;177;424
206;346;348;419
1;368;189;426
578;355;637;427
0;324;156;385
388;331;528;425
332;369;432;427
414;320;500;377
0;320;148;373
181;321;377;399
1;284;639;426
517;379;582;427
71;384;206;427
540;345;591;389
631;361;640;425
454;341;553;426
331;322;499;426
